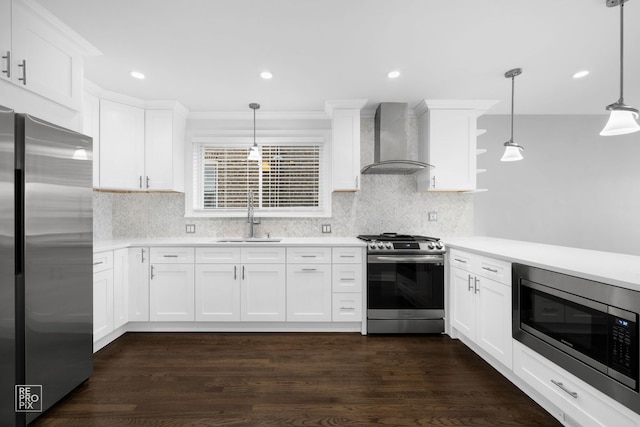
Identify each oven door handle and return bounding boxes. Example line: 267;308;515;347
369;255;444;263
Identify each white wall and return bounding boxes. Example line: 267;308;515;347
475;114;640;256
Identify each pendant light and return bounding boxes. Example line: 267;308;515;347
501;68;525;162
600;0;640;136
247;103;261;161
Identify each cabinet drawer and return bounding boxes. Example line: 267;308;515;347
241;247;286;263
332;264;363;293
287;247;331;264
477;255;510;285
332;293;362;322
150;247;195;263
93;251;113;273
196;247;241;264
514;342;638;427
448;249;473;272
332;247;363;264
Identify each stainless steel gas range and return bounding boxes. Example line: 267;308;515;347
357;233;445;334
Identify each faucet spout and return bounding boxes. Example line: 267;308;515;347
247;190;260;238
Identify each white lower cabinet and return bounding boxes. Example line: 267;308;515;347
241;263;286;322
332;247;364;322
332;293;362;321
112;248;129;329
195;264;241;321
449;250;512;369
128;247;149;321
93;251;114;342
514;341;639;427
149;247;196;321
286;264;332;322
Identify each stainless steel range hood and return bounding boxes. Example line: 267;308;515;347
361;102;433;175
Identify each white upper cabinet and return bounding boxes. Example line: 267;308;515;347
97;96;187;191
99;99;145;190
1;0;99;111
415;100;497;192
325;99;367;192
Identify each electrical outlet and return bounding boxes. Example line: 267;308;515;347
428;211;438;222
185;224;196;233
321;224;331;233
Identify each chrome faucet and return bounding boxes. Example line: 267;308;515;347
247;190;260;238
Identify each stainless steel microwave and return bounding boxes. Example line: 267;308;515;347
512;263;640;415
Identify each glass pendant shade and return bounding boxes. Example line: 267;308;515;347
600;108;640;136
248;144;261;161
500;143;524;162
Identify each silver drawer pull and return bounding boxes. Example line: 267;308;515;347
150;265;155;279
340;278;355;281
468;275;473;291
340;307;356;310
340;255;355;258
163;255;179;258
454;258;467;263
2;51;10;77
93;261;103;266
301;255;316;258
551;380;578;399
482;266;499;273
301;268;317;271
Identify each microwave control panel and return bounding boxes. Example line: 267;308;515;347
610;316;637;378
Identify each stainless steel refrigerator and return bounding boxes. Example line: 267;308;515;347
0;105;93;426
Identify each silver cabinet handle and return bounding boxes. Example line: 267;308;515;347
301;255;316;258
2;51;10;78
93;261;103;266
340;306;356;310
141;248;145;263
340;255;355;258
150;265;155;279
340;278;355;282
474;277;480;294
301;268;317;272
163;255;179;258
454;258;467;264
146;176;150;189
242;265;245;280
233;265;237;280
482;266;499;273
18;59;26;85
139;176;143;189
467;275;473;291
432;175;436;188
551;380;578;399
355;175;359;189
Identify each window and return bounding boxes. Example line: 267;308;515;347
189;134;329;217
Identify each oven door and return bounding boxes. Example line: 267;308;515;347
367;254;444;317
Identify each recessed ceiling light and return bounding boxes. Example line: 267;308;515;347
387;70;400;79
130;71;145;79
572;70;590;79
260;71;273;80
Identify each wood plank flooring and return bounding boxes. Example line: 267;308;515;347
31;333;561;426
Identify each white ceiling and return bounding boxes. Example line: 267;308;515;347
35;0;640;115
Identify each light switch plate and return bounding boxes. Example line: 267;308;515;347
428;211;438;221
186;224;196;233
321;224;331;233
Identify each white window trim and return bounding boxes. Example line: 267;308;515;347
185;130;332;218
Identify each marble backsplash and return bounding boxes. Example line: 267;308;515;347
93;117;474;240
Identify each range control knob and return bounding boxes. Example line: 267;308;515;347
385;242;393;249
436;242;444;249
428;242;435;249
369;242;377;250
377;242;385;249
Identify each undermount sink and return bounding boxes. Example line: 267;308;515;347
215;237;282;243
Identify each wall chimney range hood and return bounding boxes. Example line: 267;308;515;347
361;102;434;175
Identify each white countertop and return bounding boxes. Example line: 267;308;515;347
444;236;640;292
94;236;366;253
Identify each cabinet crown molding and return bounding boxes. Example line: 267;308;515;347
324;99;368;116
415;99;500;118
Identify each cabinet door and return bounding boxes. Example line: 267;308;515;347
241;264;286;322
93;269;113;342
128;248;149;321
195;264;240;321
112;248;129;329
476;276;513;369
11;1;83;110
144;109;174;190
286;264;332;322
0;0;10;83
149;264;195;321
99;99;145;190
450;266;475;339
421;109;476;191
331;108;361;191
332;263;362;293
332;293;363;322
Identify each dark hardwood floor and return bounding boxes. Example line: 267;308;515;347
31;333;561;426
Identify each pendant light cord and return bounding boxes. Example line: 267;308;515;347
253;107;256;145
619;1;625;103
510;74;515;143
